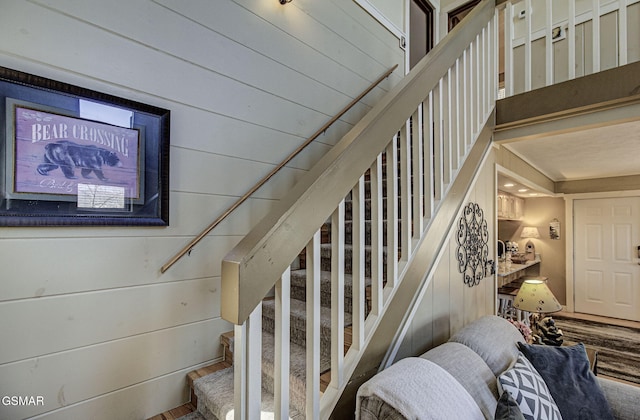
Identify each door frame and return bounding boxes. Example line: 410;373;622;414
409;0;435;68
564;189;640;314
407;0;437;72
447;0;481;31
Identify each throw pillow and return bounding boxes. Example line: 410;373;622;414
495;391;526;420
497;353;563;420
518;342;614;420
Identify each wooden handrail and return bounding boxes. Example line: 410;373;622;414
160;64;398;273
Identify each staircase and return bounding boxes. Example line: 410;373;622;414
147;0;640;418
168;0;501;418
187;158;389;419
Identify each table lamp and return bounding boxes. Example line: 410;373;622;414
513;279;563;345
521;226;540;261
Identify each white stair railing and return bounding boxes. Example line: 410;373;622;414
221;0;498;418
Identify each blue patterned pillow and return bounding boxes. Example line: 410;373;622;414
518;343;614;420
498;353;563;420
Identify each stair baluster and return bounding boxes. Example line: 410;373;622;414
351;176;366;350
305;232;321;419
274;268;290;420
369;156;384;318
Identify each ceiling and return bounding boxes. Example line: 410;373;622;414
504;119;640;182
497;172;550;198
499;119;640;197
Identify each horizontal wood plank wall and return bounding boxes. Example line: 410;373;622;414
395;148;497;360
0;0;403;418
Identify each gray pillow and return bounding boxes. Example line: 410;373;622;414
518;342;614;420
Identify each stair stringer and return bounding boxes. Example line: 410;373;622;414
328;112;496;418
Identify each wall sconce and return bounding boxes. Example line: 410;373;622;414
279;0;293;4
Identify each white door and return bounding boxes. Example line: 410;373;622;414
574;197;640;321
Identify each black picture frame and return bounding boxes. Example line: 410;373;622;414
0;66;170;226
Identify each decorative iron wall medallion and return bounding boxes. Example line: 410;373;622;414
456;202;490;287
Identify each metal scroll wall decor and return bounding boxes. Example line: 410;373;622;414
456;202;491;287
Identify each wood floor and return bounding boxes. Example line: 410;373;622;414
149;311;639;419
556;310;640;387
558;309;640;330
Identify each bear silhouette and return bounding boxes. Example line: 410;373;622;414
37;140;123;181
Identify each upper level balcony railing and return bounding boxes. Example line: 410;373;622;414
501;0;640;97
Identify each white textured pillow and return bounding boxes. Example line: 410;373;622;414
497;353;563;420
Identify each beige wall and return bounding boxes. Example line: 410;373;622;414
520;197;566;305
0;1;403;418
499;197;567;305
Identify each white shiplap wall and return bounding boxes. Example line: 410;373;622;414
395;150;497;360
0;0;403;418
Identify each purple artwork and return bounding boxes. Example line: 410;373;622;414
12;106;140;199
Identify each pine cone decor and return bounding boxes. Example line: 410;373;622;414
535;316;564;346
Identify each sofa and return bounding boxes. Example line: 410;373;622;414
356;315;640;419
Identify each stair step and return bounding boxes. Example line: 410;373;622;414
322;219;389;247
194;328;326;418
262;297;351;363
343;196;389;221
320;243;388;278
298;242;389;278
175;411;205;420
289;269;371;313
261;329;317;415
192;365;304;420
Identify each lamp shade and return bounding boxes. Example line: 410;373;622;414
513;279;562;314
521;226;540;238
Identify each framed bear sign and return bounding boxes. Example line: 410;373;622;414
0;66;170;226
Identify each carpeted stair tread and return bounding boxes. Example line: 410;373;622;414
260;329;325;414
343;198;388;221
319;243;388;278
193;365;304;420
176;411;206;420
289;269;371;311
325;219;389;246
262;297;351;361
319;242;388;259
262;297;353;333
